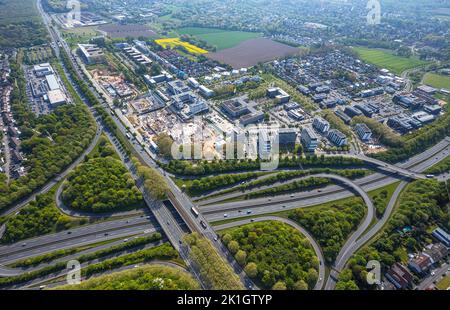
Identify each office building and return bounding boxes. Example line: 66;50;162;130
355;123;372;141
313;117;330;134
301;127;318;152
328;129;347;147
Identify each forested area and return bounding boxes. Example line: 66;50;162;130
289;198;366;264
162;155;364;176
221;221;319;290
338;180;450;289
62;138;143;213
2;190;82;244
55;264;200;290
183;233;244;290
0;55;97;212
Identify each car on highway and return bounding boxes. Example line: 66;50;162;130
21;243;26;247
123;239;129;242
223;214;228;218
200;221;207;229
246;210;252;214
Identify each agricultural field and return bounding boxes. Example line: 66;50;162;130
176;27;262;51
423;73;450;90
206;38;300;68
155;38;208;54
352;47;429;74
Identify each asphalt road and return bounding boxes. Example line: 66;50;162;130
417;262;449;290
214;216;326;290
324;181;408;290
201;138;450;221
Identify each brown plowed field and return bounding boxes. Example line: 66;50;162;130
206;38;300;68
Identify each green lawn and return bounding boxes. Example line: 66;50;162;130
423;73;450;90
176;27;262;50
352;47;428;75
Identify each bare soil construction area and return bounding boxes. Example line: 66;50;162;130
206;38;300;68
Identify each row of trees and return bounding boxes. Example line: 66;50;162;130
55;264;200;290
11;233;161;269
221;221;319;290
2;181;84;244
322;109;352;138
183;233;244;290
246;177;330;199
162;155;364;176
186;172;260;196
339;180;450;289
60;50;131;156
133;158;169;200
289;198;366;264
214;168;370;197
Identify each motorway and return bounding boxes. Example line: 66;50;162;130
1;0;445;290
0;216;160;267
214;216;326;290
200;137;450;222
325;181;408;289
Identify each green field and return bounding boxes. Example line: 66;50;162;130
352;47;428;74
176;27;262;50
423;73;450;90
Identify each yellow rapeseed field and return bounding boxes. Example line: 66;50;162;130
155;38;208;54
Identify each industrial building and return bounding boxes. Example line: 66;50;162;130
46;89;67;107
